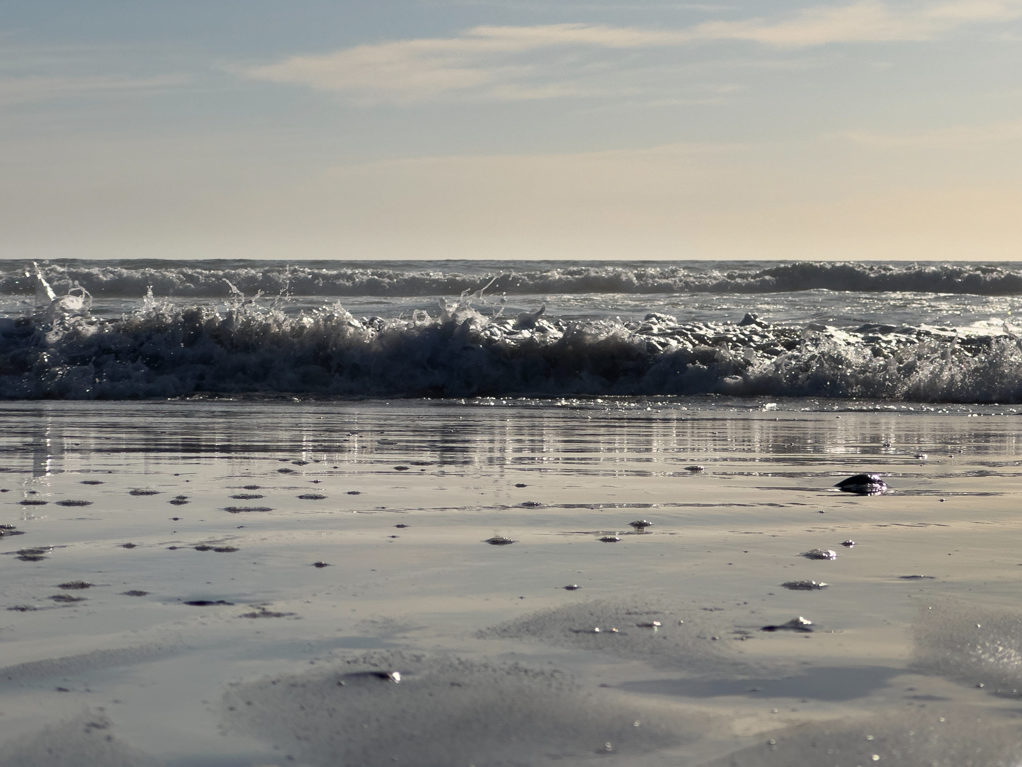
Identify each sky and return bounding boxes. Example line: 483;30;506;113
3;0;1022;262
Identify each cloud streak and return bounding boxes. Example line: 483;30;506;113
838;117;1022;148
690;0;1022;46
0;74;190;106
239;1;1022;102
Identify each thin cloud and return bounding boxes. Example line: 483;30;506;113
237;24;701;103
693;0;1022;47
0;74;189;106
239;1;1022;102
838;118;1022;148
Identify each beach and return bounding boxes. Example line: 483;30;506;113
6;0;1022;752
2;397;1022;765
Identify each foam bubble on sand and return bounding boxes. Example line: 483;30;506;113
479;599;746;673
0;711;159;767
222;650;706;767
701;707;1022;767
914;600;1022;696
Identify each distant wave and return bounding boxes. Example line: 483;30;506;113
4;259;1022;299
3;296;1020;402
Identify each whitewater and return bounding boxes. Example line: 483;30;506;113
3;258;1022;402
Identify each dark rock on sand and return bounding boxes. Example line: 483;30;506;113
781;580;828;591
762;616;814;633
836;473;889;494
802;548;837;560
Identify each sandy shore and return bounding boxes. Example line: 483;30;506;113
2;398;1022;766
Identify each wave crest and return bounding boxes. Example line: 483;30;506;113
3;297;1021;401
6;259;1022;299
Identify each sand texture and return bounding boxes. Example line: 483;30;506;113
2;398;1022;765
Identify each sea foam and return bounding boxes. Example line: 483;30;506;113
3;286;1021;401
6;259;1022;300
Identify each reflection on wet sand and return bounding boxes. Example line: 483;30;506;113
3;399;1022;765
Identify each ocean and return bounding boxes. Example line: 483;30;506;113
3;258;1022;403
5;259;1022;765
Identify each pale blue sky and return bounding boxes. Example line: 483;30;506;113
3;0;1022;260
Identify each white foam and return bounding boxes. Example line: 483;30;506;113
2;290;1022;401
6;259;1022;301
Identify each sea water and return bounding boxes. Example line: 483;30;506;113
2;258;1022;403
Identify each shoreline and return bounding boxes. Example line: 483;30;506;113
2;400;1022;765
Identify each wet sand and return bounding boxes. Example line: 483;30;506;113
2;398;1022;765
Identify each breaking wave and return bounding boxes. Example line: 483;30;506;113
3;293;1022;402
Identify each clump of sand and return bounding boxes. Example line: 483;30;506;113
222;650;711;766
700;707;1022;767
479;598;749;674
0;711;159;767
